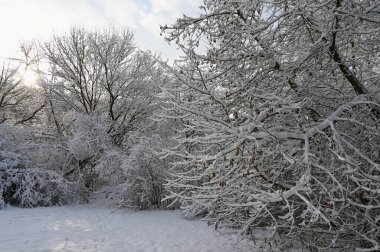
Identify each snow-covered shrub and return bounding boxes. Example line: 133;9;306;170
0;124;83;209
67;114;114;190
64;114;171;209
0;151;76;208
68;113;112;162
93;149;126;179
114;140;167;210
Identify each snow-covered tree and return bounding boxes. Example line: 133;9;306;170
161;0;380;250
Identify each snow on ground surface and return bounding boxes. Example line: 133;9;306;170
0;205;260;252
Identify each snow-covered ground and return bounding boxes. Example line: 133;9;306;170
0;206;260;252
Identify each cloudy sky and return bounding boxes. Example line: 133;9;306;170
0;0;201;61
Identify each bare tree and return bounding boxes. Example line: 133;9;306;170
0;61;45;126
0;65;22;124
42;27;161;144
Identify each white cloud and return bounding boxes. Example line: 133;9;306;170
0;0;104;58
0;0;201;61
97;0;141;29
137;0;201;60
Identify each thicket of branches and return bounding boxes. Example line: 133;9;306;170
160;0;380;250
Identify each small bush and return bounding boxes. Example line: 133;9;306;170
0;151;76;208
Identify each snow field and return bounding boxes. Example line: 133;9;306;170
0;206;258;252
